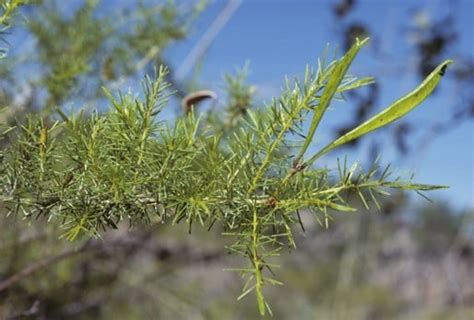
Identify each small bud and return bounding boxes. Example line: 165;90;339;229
290;161;307;175
265;197;277;208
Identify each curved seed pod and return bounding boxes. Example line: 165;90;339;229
181;90;217;113
307;59;453;164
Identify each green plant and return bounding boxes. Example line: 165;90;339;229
0;0;30;57
0;38;452;315
0;0;28;26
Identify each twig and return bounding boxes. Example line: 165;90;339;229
0;242;91;292
107;45;161;91
175;0;242;80
0;230;223;294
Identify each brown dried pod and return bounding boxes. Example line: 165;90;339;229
181;90;217;113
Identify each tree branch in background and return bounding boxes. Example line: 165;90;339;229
176;0;242;80
0;242;91;292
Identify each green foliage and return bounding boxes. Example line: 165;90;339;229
22;0;205;112
0;38;451;315
224;64;256;121
0;0;28;26
0;0;31;58
27;0;106;108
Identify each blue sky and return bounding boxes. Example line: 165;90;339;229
8;0;474;209
166;0;474;210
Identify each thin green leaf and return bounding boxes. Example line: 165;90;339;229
385;182;449;191
328;202;356;212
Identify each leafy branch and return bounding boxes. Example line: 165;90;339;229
0;38;451;315
0;0;31;58
0;0;28;26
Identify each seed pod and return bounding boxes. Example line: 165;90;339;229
181;90;217;113
308;59;453;164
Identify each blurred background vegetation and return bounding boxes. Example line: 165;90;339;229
1;0;473;319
